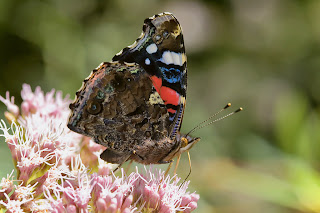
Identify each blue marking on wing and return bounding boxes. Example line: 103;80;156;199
159;67;182;83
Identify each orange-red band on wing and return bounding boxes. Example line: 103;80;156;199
150;76;162;93
160;86;179;106
167;108;176;114
150;76;180;107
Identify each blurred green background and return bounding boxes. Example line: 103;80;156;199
1;0;320;212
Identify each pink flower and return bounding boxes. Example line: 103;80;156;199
134;168;200;213
0;170;15;198
0;84;199;212
11;182;37;201
30;199;52;213
43;186;65;212
61;172;93;211
20;84;70;117
0;193;32;213
0;91;19;117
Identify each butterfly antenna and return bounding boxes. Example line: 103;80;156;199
185;103;231;137
186;104;243;137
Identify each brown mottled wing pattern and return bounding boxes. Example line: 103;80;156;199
68;62;173;164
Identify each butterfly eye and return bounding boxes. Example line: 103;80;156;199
87;100;102;115
162;31;169;38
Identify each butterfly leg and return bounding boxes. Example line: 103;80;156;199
179;151;192;189
157;159;173;164
173;154;181;177
164;161;173;177
185;151;192;180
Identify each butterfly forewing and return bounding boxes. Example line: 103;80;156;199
112;12;187;139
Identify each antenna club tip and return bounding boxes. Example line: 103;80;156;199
224;103;231;109
235;107;243;113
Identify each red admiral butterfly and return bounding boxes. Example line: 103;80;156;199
68;12;200;166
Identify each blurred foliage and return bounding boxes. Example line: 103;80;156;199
1;0;320;212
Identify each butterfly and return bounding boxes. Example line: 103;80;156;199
67;12;200;166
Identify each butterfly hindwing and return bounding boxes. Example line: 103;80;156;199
68;62;174;164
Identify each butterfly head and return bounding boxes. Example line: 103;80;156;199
161;133;201;162
179;134;201;153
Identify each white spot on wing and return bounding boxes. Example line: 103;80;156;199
172;52;180;65
160;51;184;66
146;43;157;54
145;58;151;65
179;54;182;66
161;51;173;65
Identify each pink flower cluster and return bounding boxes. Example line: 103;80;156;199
0;84;199;212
